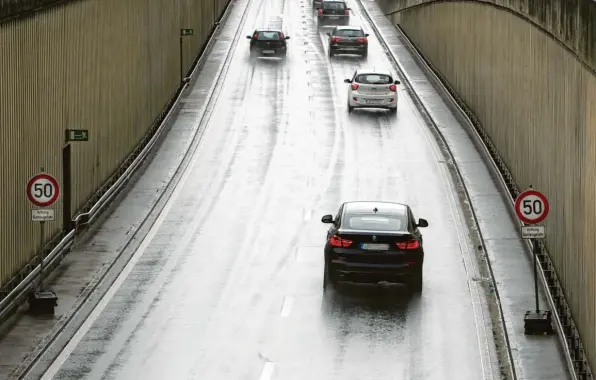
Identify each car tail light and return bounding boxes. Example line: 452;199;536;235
344;9;349;15
330;235;353;248
331;37;342;43
280;33;285;39
396;239;419;250
318;8;323;15
389;84;396;92
253;33;258;38
355;37;367;43
351;83;359;90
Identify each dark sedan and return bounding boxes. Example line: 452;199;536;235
316;0;350;26
247;29;290;58
327;26;368;57
321;201;429;291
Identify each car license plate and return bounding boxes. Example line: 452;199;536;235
361;243;389;250
366;99;382;104
262;50;274;53
329;16;339;19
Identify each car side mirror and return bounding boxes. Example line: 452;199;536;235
285;36;290;39
365;33;369;37
344;79;352;83
246;35;252;39
326;32;331;36
417;218;429;228
394;80;400;84
347;7;351;10
321;214;334;223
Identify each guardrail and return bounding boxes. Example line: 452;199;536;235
0;0;233;326
362;3;590;379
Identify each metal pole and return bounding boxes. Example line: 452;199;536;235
62;142;72;233
533;239;540;313
39;221;45;291
180;36;184;85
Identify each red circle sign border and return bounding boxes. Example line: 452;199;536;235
515;189;549;224
26;173;60;207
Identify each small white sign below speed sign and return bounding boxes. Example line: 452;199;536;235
27;173;60;207
514;189;549;224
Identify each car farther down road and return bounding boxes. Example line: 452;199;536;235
327;25;368;57
247;29;290;58
317;0;350;27
344;68;401;113
321;201;429;291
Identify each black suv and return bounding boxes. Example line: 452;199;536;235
316;0;350;26
247;29;290;58
321;201;429;291
327;26;368;57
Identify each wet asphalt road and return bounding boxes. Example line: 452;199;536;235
39;0;495;379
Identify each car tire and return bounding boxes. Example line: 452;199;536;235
409;271;423;292
348;104;354;113
388;106;397;114
323;262;338;289
329;48;334;57
361;49;368;58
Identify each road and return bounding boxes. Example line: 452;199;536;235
37;0;498;378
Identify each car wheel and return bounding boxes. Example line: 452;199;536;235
388;106;397;114
348;104;354;113
329;48;334;57
409;271;422;292
323;261;337;289
361;49;368;58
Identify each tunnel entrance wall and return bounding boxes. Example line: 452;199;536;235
0;0;230;286
381;0;596;371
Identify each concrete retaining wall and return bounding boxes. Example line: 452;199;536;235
380;0;596;369
0;0;229;286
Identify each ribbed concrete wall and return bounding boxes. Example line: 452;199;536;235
0;0;229;286
382;0;596;369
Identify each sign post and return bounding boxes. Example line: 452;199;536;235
63;129;89;233
180;29;194;85
515;186;553;335
26;170;60;314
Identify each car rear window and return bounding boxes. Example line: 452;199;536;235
355;74;393;84
346;214;406;231
323;2;346;9
257;31;281;40
335;29;364;37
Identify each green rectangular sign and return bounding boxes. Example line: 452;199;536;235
181;28;194;36
66;129;89;142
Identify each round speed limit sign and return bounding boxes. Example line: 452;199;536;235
514;189;549;224
26;173;60;207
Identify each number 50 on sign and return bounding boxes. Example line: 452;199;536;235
515;189;549;225
26;173;60;207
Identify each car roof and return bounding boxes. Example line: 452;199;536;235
322;0;347;3
254;29;283;33
355;68;393;76
335;25;363;30
343;201;408;216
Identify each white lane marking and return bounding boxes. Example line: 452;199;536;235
259;362;275;380
280;296;294;317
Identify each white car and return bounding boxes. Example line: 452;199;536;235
344;68;400;113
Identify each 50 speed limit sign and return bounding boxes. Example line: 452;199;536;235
26;173;60;207
515;189;549;224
